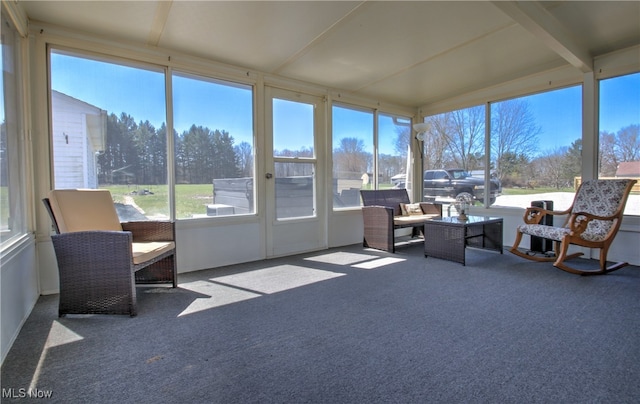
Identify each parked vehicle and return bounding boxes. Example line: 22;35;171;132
390;173;407;188
423;169;501;205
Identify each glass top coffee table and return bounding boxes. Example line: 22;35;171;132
423;216;503;265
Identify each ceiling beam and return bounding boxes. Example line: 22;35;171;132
147;0;173;47
272;1;370;75
492;1;593;73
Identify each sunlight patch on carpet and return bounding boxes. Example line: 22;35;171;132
29;321;84;392
352;257;406;269
303;252;379;265
46;320;84;348
178;280;261;316
211;265;345;295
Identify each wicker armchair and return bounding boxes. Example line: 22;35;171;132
510;179;636;275
43;189;177;316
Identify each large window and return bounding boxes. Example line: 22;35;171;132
378;113;412;193
425;105;486;172
599;72;639;216
332;104;411;208
332;104;374;208
491;86;582;211
172;73;254;219
422;105;491;205
0;14;26;246
424;86;582;210
50;50;169;220
50;51;257;221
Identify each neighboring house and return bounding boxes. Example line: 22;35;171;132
616;161;640;178
51;90;106;189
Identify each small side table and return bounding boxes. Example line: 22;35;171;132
424;216;503;265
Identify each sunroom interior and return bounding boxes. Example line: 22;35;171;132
2;0;639;367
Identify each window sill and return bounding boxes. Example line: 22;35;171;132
1;233;35;263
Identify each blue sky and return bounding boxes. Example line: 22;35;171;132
526;74;640;153
600;73;640;133
48;52;639;156
273;98;314;152
173;73;253;145
526;85;582;151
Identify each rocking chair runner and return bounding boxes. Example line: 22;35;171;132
510;179;636;275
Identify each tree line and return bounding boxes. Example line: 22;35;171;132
332;136;408;183
331;99;638;190
94;105;638;190
97;112;253;185
422;100;639;189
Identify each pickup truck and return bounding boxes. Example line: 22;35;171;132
423;169;501;205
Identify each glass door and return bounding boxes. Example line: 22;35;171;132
265;87;326;257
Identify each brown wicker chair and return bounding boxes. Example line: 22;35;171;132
43;189;177;316
510;179;636;275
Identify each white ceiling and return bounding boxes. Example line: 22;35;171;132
19;1;640;108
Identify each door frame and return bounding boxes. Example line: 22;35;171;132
264;86;327;257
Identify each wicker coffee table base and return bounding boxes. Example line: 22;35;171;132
424;216;503;265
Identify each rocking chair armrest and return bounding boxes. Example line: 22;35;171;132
523;206;571;224
567;211;618;236
121;221;175;242
571;211;618;222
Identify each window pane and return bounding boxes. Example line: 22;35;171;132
423;106;495;205
378;113;411;194
332;105;373;208
599;72;639;216
50;50;169;220
274;162;314;219
273;98;314;158
1;14;26;245
490;86;581;211
272;97;315;220
173;73;254;218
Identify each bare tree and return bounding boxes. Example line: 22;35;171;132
379;154;404;183
423;114;455;170
333;137;370;178
616;124;640;162
491;99;541;182
234;141;253;177
536;147;570;189
423;108;485;171
444;106;485;170
599;130;618;176
393;127;410;156
599;124;640;177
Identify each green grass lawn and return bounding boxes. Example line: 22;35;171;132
106;184;213;218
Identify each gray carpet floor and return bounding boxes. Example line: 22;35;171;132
2;242;640;403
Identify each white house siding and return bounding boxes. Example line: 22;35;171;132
51;91;105;189
86;133;97;187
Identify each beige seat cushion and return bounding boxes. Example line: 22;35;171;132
132;241;176;265
48;189;123;233
394;214;439;225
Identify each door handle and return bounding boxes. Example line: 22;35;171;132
265;173;273;179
